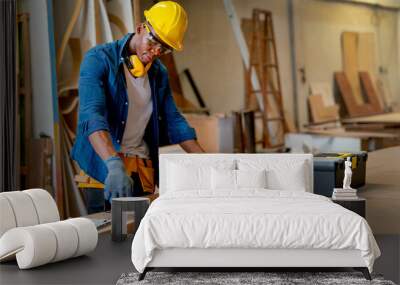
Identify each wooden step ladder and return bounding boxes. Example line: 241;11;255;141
244;9;289;148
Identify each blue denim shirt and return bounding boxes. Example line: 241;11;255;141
71;33;196;184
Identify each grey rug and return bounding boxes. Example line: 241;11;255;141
117;271;396;285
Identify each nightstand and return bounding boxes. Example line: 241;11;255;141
332;197;366;218
111;197;150;241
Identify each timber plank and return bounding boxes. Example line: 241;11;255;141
342;32;363;105
308;94;339;123
359;71;383;113
335;72;375;117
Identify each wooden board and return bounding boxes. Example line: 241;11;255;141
309;82;334;106
335;72;376;117
359;72;383;113
306;128;399;139
357;33;387;109
358;33;376;77
341;112;400;124
308;94;339;123
342;32;363;105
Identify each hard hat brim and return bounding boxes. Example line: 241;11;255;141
144;10;184;51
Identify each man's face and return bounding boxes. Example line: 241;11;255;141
136;23;171;65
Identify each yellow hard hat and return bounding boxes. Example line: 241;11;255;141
144;1;188;51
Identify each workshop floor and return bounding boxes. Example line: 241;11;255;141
1;147;398;284
0;234;398;284
358;146;400;234
0;233;134;285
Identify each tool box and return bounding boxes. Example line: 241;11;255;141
313;152;368;197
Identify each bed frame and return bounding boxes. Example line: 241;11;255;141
140;248;370;280
139;154;372;281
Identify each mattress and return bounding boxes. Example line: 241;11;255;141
131;189;380;273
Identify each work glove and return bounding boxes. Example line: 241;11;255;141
103;156;133;201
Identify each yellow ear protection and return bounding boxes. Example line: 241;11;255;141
123;55;152;78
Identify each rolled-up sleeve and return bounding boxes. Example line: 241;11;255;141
77;51;110;137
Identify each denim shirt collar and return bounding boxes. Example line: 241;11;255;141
119;33;133;59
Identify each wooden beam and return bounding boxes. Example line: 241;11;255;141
342;32;363;105
359;72;383;113
335;72;376;117
133;0;141;28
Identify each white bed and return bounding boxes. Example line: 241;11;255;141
131;154;380;280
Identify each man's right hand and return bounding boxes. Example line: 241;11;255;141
103;156;133;201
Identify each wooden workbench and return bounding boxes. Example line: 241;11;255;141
341;112;400;125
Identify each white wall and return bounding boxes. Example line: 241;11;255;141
18;0;55;138
293;0;399;128
171;0;399;128
173;0;294;116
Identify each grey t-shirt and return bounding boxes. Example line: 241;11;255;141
120;65;153;158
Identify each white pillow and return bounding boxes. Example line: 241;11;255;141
167;162;211;191
211;168;236;190
238;159;308;191
266;164;307;191
166;159;236;192
211;169;267;190
236;169;267;189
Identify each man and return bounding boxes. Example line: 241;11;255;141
71;1;204;213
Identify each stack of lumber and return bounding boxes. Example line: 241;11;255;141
341;112;400;146
307;31;397;138
335;32;385;118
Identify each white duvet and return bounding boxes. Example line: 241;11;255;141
131;190;380;273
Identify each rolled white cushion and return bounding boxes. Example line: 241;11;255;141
65;218;98;257
0;196;16;237
23;189;60;223
42;221;79;262
0;192;39;227
0;218;98;269
0;226;57;269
